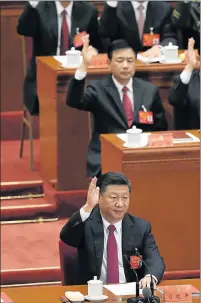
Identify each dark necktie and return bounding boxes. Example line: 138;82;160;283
60;10;69;55
122;86;133;127
107;225;119;283
137;2;144;40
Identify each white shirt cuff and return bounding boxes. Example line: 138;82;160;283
80;207;91;222
75;69;87;80
29;1;39;8
180;70;192;84
106;1;118;7
145;274;158;284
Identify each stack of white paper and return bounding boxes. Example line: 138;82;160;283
104;282;143;296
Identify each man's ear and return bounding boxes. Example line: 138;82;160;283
98;193;102;204
107;59;112;72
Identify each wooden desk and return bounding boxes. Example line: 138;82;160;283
4;279;200;303
100;130;200;272
37;55;187;191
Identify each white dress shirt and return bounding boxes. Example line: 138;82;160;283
112;76;134;110
80;207;158;284
74;70;134;111
80;207;126;283
180;69;193;85
29;1;73;55
106;1;149;24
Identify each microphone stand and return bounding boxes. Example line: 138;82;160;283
134;248;160;303
124;255;145;303
134;248;154;296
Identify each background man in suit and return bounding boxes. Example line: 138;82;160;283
67;37;167;177
169;38;200;130
17;1;101;115
60;172;165;285
99;1;177;58
172;1;200;53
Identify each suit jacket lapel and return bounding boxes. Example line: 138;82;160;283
70;2;79;47
106;76;128;129
70;2;86;48
143;2;155;34
118;2;141;46
122;214;136;282
47;2;58;43
133;78;144;123
89;207;104;278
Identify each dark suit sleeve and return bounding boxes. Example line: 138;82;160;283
17;2;39;37
99;3;120;39
151;88;168;131
143;222;165;281
60;210;85;248
159;5;177;46
66;77;97;112
168;76;189;108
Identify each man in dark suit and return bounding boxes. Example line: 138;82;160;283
172;1;200;53
60;172;165;285
66;37;167;177
99;1;177;58
169;38;200;130
17;1;101;115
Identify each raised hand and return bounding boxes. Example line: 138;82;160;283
83;177;100;212
186;38;198;71
79;35;98;72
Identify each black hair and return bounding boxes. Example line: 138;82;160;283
107;39;135;60
96;172;132;195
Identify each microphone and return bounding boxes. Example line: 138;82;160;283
142;287;152;300
123;255;146;303
123;254;140;297
142;287;160;303
134;248;154;296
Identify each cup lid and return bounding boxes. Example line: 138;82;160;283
87;276;103;284
127;126;142;134
163;42;178;50
66;47;81;55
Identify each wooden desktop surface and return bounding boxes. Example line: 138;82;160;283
37;50;188;75
4;279;200;303
101;130;200;151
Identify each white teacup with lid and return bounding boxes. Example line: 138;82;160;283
87;276;103;300
126;126;142;147
161;42;179;62
65;47;81;67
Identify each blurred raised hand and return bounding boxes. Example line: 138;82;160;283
185;38;199;71
83;177;100;212
79;34;98;72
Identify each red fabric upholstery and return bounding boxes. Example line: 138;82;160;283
59;240;78;285
59;240;200;285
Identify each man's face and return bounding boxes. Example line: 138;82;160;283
99;185;130;223
109;48;136;82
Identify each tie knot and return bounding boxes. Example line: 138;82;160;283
138;3;144;10
108;224;116;233
122;86;128;93
61;10;67;16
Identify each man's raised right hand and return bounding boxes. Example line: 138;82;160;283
83;177;100;213
79;35;98;72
